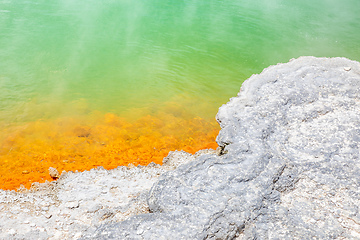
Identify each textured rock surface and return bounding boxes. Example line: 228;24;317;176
83;57;360;239
0;150;205;239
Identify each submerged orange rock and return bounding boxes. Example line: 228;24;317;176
0;112;219;191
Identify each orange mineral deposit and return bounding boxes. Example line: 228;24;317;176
0;112;219;191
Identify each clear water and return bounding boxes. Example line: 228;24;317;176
2;0;359;122
1;0;360;189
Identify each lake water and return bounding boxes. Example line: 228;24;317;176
1;0;359;190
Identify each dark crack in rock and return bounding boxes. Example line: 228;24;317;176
82;57;360;239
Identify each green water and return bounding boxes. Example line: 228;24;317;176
1;0;360;123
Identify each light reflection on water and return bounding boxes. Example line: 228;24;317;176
0;0;360;189
0;0;359;122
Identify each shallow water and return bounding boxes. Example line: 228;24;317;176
1;0;360;190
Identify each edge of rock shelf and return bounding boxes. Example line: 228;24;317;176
1;56;360;239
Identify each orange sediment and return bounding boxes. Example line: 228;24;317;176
0;112;219;191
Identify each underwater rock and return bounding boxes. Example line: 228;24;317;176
48;167;60;179
82;57;360;239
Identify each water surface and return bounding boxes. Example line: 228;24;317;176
1;0;359;190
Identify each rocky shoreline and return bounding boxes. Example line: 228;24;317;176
0;150;215;239
1;56;360;239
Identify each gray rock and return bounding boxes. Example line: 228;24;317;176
82;57;360;239
0;149;215;239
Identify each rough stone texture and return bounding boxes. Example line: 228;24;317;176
0;150;202;239
83;57;360;239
